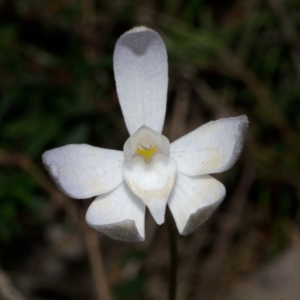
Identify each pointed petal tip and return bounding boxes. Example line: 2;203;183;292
237;114;249;131
239;114;249;124
147;202;166;225
155;220;164;225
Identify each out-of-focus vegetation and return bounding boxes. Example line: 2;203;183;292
0;0;299;299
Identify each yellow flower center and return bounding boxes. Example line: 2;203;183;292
136;146;157;162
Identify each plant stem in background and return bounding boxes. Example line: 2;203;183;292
167;208;178;300
0;268;26;300
0;150;113;300
82;221;113;300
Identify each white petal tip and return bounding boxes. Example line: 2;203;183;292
126;26;149;33
147;201;166;225
239;114;249;125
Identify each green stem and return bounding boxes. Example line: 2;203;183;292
166;208;178;300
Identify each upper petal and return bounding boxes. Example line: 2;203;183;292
170;116;248;176
113;26;168;135
123;154;177;225
168;172;225;235
42;144;124;199
86;182;146;242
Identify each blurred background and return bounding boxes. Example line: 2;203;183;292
0;0;300;299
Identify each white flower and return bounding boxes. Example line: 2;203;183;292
42;26;248;242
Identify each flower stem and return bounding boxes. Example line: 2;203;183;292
82;218;113;300
166;208;178;300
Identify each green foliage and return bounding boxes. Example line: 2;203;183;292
0;169;44;243
113;277;145;299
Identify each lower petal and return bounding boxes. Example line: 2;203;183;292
168;172;226;235
123;154;177;225
85;183;146;242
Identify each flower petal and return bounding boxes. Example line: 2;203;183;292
113;26;168;135
86;183;146;242
42;144;124;199
123;154;177;225
168;172;225;235
170;116;248;176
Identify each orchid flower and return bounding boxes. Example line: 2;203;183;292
42;26;248;242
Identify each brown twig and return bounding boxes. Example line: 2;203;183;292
0;149;113;300
268;0;300;83
0;150;77;221
81;218;113;300
236;0;264;65
0;268;27;300
154;12;298;142
193;78;235;118
177;224;211;300
82;0;96;26
168;80;190;141
193;157;257;300
219;49;298;142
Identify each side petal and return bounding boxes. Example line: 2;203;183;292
86;183;146;242
168;172;225;235
42;144;124;199
170;116;248;176
113;26;168;135
123;154;177;225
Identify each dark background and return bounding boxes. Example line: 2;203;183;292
0;0;299;299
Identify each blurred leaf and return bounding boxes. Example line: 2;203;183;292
113;277;145;299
